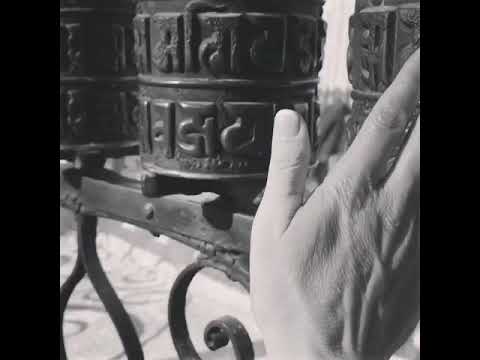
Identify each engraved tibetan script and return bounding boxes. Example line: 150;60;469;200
177;102;217;157
134;11;323;77
152;14;184;73
198;14;242;76
221;103;274;156
353;10;395;92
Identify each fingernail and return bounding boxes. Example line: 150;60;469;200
274;109;301;138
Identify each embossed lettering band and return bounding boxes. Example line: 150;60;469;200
60;0;138;159
346;0;420;146
136;0;327;179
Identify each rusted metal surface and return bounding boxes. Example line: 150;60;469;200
60;166;253;255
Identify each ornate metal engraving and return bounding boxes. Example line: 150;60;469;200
60;1;138;159
346;0;420;147
135;0;326;179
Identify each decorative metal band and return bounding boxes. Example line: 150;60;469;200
60;2;139;158
138;95;320;178
59;85;139;158
136;0;324;179
133;9;326;79
168;258;253;360
60;7;136;78
346;0;420;146
138;75;319;89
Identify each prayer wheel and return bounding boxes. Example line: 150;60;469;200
135;0;326;180
60;0;138;160
347;0;420;146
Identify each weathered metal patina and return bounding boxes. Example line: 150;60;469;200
135;0;326;182
346;0;420;147
60;0;138;159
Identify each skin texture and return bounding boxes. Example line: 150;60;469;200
250;49;420;360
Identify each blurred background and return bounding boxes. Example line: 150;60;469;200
60;1;420;359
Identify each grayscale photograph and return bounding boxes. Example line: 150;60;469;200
60;0;420;359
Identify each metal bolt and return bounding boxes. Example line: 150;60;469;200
144;203;155;220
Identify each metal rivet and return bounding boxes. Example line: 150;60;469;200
144;203;155;220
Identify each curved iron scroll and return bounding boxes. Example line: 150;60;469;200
60;215;144;360
168;259;255;360
60;243;85;360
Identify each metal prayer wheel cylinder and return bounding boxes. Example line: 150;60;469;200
135;0;326;181
346;0;420;147
60;0;138;160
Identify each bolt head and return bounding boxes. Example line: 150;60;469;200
144;203;155;220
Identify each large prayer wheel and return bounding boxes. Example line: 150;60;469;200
60;0;138;160
347;0;420;146
135;0;326;180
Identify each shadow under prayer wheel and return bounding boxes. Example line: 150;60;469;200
135;0;326;182
346;0;420;152
60;0;139;160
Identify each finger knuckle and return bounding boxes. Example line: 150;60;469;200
369;106;408;132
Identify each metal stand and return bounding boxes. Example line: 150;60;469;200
60;160;255;359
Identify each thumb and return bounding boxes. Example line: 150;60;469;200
263;109;311;237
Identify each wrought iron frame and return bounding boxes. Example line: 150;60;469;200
60;155;255;360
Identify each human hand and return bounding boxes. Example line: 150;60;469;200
250;49;420;360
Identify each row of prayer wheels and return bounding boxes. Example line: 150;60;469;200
60;0;420;183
